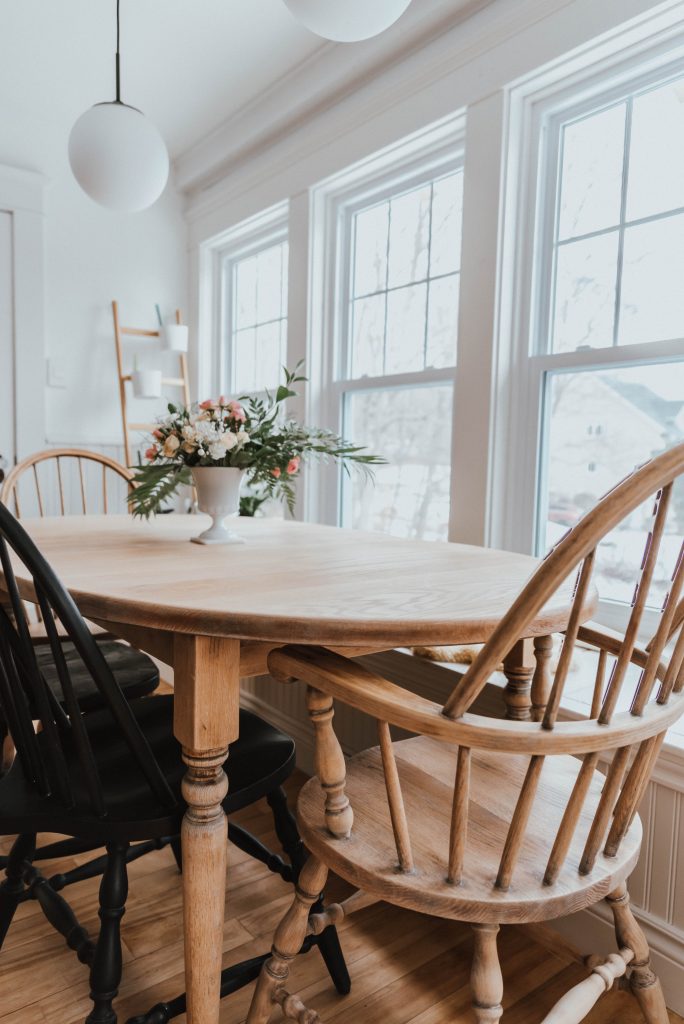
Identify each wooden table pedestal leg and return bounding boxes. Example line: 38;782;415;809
173;635;241;1024
503;639;535;721
181;747;229;1024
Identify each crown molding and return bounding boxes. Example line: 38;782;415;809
174;0;495;195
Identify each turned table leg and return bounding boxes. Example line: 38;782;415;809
173;635;241;1024
503;638;535;721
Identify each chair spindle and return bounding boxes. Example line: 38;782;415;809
447;746;470;885
377;720;413;873
495;755;544;891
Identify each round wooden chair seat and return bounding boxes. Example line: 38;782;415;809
296;735;642;925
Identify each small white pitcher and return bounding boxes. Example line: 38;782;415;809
190;466;245;545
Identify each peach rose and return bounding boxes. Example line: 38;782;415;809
145;445;158;461
152;429;163;440
228;401;246;423
199;399;216;410
271;467;281;479
286;456;300;475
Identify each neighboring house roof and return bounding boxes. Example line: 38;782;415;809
603;377;684;437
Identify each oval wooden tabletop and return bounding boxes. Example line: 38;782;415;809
7;515;586;647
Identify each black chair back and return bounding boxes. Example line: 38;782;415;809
0;500;177;817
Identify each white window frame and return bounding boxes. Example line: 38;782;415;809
197;201;290;402
495;27;684;634
307;113;466;528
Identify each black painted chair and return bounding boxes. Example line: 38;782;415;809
0;502;349;1024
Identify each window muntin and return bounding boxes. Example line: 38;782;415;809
229;239;289;393
550;74;684;355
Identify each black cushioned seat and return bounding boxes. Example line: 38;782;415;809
34;639;159;712
0;696;296;842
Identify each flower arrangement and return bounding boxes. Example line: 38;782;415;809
128;364;384;519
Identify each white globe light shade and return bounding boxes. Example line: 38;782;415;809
68;102;169;212
283;0;412;41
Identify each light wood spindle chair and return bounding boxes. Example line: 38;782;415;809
247;442;684;1024
1;447;133;520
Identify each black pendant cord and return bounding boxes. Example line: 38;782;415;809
115;0;121;103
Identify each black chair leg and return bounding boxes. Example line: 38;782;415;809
266;785;307;877
169;836;183;874
0;832;35;950
86;841;130;1024
266;787;351;996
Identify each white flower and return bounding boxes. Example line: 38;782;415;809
236;430;250;447
182;425;196;441
162;434;180;457
208;441;226;461
195;420;217;441
220;432;238;451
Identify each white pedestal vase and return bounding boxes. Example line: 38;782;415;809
190;467;245;545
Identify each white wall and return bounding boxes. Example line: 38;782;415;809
0;106;188;452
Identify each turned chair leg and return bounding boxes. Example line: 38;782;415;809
266;785;351;996
470;923;503;1024
607;884;669;1024
0;832;35;949
247;855;329;1024
86;841;130;1024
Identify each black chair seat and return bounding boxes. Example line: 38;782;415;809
0;696;295;842
34;639;159;711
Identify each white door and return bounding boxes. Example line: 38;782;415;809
0;210;13;480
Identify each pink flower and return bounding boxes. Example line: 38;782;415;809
145;445;158;461
152;429;163;440
218;395;226;405
271;467;281;479
228;401;246;423
286;457;300;475
199;399;216;410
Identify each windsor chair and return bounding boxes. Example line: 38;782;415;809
0;503;349;1024
247;443;684;1024
0;448;159;708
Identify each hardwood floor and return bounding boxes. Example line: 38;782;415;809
1;773;682;1024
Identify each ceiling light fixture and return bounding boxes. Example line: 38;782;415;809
68;0;169;212
282;0;413;42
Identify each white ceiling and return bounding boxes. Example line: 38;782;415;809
0;0;327;158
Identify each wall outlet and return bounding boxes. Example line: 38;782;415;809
46;358;67;389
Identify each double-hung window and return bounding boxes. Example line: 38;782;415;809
526;66;684;626
315;135;464;541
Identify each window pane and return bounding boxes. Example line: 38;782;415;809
627;78;684;221
235;256;257;329
256;244;284;323
256;321;283;390
353;202;389;296
426;274;459;368
385;283;427;375
619;214;684;346
342;385;453;540
234;327;257;392
540;363;684;606
430;171;464;277
552;232;618;352
387;185;431;289
558;104;625;240
351;294;385;378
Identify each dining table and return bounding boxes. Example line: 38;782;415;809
3;513;585;1024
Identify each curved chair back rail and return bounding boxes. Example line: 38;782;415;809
268;442;684;892
0;448;133;519
0;500;177;818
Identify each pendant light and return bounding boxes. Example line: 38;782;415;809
282;0;413;42
68;0;169;212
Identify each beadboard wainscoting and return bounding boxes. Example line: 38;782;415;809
239;651;684;1014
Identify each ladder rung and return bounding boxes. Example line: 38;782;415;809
120;327;160;338
127;422;156;431
162;377;185;387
